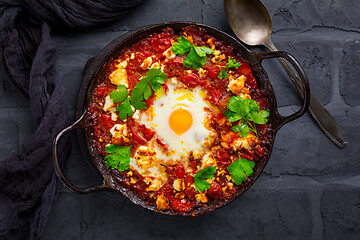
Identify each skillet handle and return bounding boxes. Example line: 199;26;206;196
253;51;310;132
52;112;108;194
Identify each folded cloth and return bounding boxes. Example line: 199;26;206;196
0;0;146;239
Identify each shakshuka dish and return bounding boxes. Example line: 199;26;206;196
86;25;272;214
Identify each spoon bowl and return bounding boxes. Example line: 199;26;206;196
224;0;272;46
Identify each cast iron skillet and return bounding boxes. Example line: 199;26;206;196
53;22;310;216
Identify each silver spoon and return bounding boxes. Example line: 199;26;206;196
224;0;348;148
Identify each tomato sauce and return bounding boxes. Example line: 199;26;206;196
86;25;273;214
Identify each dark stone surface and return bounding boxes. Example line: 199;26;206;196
78;188;312;240
340;41;360;107
275;40;334;105
41;193;82;240
264;0;360;33
264;106;360;178
0;0;359;239
264;0;321;33
321;185;360;240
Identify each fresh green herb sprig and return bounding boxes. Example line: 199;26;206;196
172;36;214;70
129;68;167;109
227;157;255;185
104;144;131;172
109;84;133;120
217;57;241;79
109;68;167;120
225;96;269;138
193;166;216;192
218;69;229;79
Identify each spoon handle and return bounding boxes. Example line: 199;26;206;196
264;41;348;148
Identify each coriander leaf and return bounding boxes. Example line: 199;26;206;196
129;78;151;109
218;69;229;79
225;96;269;138
227;96;250;118
194;46;214;57
149;76;166;92
225;57;241;69
248;99;260;112
194;166;216;192
194;178;210;192
227;96;242;111
116;99;133;120
227;158;255;185
143;84;152;100
183;46;207;70
129;96;147;110
133;79;152;100
231;121;250;138
104;144;131;172
129;69;167;110
224;110;242;122
172;36;192;56
109;84;128;103
251;110;270;124
195;166;216;179
172;37;213;70
146;68;167;92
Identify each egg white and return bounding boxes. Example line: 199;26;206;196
136;78;214;165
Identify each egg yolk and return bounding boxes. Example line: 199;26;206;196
169;108;193;135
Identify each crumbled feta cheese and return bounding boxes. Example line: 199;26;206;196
195;193;208;203
132;110;140;120
198;68;207;79
214;50;221;56
173;179;184;191
110;124;129;146
110;108;118;121
109;68;128;86
156;194;169;210
232;132;259;150
192;149;205;159
211;54;226;64
227;75;246;95
135;146;157;169
140;56;153;69
206;38;215;50
103;96;114;112
163;47;176;59
115;60;127;69
201;152;217;169
151;62;160;68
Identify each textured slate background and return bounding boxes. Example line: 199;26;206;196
1;0;359;239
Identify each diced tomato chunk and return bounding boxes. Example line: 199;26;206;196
180;72;200;87
241;150;255;161
100;114;113;130
208;181;223;199
158;183;174;200
213;148;231;168
208;65;220;79
130;127;147;144
130;122;155;144
184;187;196;200
93;86;106;98
175;165;185;179
237;63;252;76
205;87;221;104
150;32;172;52
171;199;192;212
